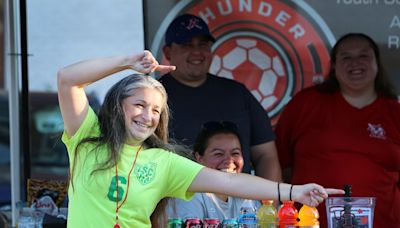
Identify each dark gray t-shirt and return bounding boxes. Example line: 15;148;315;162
160;74;275;173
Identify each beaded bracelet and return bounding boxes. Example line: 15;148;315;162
289;184;293;201
277;182;282;204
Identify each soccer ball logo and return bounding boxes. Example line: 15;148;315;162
210;37;287;114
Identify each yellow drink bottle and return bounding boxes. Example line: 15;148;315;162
257;200;277;228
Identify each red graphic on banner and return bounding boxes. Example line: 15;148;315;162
161;0;333;125
210;38;287;113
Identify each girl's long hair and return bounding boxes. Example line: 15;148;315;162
70;74;175;227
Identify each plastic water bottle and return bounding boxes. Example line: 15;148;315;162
298;204;319;227
257;200;277;228
238;200;258;228
278;201;298;227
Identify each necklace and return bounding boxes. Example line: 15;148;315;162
114;145;142;228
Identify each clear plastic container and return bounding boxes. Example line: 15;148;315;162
18;208;44;228
238;200;257;228
325;197;376;228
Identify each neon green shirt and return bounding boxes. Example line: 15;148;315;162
62;108;203;227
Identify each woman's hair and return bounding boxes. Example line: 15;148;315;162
71;74;173;227
98;74;171;155
72;74;171;174
193;121;242;157
317;33;398;98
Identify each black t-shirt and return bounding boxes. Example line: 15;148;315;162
159;74;275;173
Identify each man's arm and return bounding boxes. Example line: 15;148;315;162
250;141;282;181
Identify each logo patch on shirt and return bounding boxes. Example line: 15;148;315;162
367;123;386;139
135;162;156;185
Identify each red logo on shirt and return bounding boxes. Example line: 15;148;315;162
367;123;386;139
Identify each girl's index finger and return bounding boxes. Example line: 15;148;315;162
325;188;345;195
156;64;176;74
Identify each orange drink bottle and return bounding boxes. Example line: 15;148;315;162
298;204;320;227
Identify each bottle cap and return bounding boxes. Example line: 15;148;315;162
262;200;274;204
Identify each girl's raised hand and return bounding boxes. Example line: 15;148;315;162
132;50;176;74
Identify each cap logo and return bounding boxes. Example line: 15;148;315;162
184;18;202;31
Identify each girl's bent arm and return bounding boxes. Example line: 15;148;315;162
57;51;175;137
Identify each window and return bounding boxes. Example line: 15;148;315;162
2;0;144;219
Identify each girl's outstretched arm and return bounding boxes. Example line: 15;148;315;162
188;167;344;207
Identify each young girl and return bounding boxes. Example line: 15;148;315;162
57;51;344;227
168;120;262;221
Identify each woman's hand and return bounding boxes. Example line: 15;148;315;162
293;184;345;207
131;50;176;74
